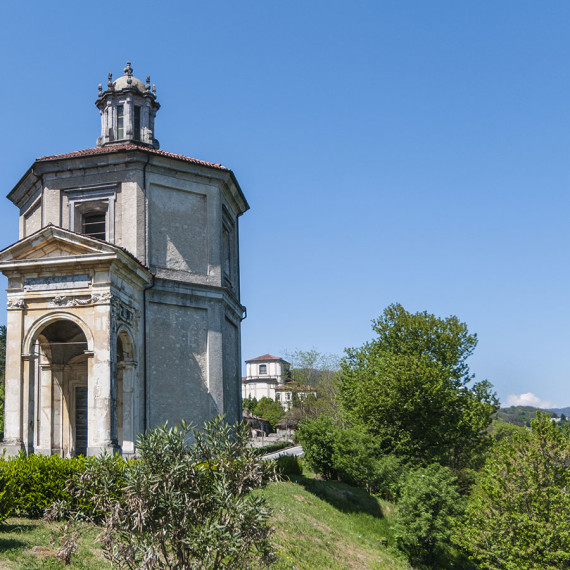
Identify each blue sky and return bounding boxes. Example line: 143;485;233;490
1;1;569;407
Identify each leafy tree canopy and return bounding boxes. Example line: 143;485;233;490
393;463;465;566
284;349;341;422
456;412;570;569
252;397;285;431
285;349;340;387
338;304;498;469
241;396;258;414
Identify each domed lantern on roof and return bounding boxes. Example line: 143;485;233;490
96;62;160;148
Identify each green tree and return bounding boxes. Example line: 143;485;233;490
284;349;341;422
253;397;285;431
285;349;340;387
393;463;464;567
490;420;527;444
339;304;498;468
296;415;340;480
241;395;258;414
455;412;570;569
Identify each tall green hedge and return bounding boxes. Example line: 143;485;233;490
0;452;86;518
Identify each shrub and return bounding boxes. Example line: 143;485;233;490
455;412;570;569
0;469;12;523
275;455;303;476
332;426;379;491
298;419;406;497
296;416;340;479
0;452;85;518
253;397;285;431
392;463;464;566
371;454;405;501
63;453;130;522
67;417;276;569
258;441;293;454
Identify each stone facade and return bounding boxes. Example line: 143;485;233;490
0;64;248;458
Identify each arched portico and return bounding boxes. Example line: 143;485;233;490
29;317;90;457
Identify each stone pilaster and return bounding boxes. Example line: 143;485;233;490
1;299;25;456
120;360;137;456
35;363;53;455
87;301;120;456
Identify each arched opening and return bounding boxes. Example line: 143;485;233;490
32;319;89;457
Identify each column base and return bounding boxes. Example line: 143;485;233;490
34;447;55;456
87;444;122;457
1;439;24;457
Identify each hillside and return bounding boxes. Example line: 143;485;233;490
549;407;570;416
496;405;570;426
0;477;408;570
257;476;409;569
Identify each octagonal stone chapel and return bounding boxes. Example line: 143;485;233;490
0;63;248;457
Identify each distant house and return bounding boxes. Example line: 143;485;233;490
242;354;290;402
242;409;271;437
275;416;298;438
242;354;316;411
275;382;317;411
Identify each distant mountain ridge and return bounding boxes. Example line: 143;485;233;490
497;405;570;426
548;407;570;416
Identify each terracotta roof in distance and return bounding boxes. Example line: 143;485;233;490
246;354;286;363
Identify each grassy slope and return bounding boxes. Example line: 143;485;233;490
0;518;110;569
0;477;408;569
259;475;409;570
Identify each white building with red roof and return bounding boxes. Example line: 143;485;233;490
242;354;290;402
0;63;248;458
242;354;316;411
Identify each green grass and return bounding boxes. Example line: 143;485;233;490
257;474;410;569
0;475;408;569
0;518;110;569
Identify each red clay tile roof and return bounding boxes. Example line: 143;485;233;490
36;144;230;171
275;383;316;392
246;354;285;363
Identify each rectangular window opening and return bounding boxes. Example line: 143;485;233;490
134;106;141;140
117;105;124;140
259;364;267;375
82;213;106;240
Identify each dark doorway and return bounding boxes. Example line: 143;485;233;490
75;386;88;457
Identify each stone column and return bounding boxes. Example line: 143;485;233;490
51;365;64;455
2;301;25;456
120;360;137;456
102;103;109;141
125;95;133;139
87;300;120;456
21;354;36;454
36;363;53;455
142;100;151;145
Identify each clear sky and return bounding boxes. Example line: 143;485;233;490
1;1;569;408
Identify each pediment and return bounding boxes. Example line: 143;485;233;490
0;225;119;263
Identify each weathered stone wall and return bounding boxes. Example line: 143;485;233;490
147;299;210;428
